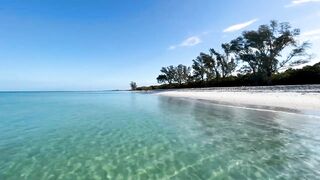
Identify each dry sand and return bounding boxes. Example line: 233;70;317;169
155;85;320;113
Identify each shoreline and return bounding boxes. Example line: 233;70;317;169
154;85;320;116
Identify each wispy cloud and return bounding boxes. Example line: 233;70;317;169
169;36;202;50
300;28;320;41
168;45;177;50
286;0;320;7
180;36;201;46
223;19;258;33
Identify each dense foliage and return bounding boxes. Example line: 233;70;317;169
136;63;320;91
135;21;318;90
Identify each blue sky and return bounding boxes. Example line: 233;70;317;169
0;0;319;90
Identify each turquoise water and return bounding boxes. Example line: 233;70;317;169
0;92;319;179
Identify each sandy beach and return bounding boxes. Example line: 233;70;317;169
155;85;320;113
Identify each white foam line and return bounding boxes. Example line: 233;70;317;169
196;99;320;118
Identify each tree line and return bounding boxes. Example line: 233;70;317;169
132;20;319;90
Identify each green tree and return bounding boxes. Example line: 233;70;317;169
192;55;206;82
210;44;237;78
156;75;167;84
200;52;218;81
130;81;137;90
174;64;191;85
230;20;310;82
193;52;223;82
158;65;176;84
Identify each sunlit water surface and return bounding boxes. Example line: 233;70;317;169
0;92;319;179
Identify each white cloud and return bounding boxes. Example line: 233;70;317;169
168;36;201;50
223;19;258;33
286;0;320;7
302;28;320;36
168;45;177;50
300;28;320;41
180;36;201;46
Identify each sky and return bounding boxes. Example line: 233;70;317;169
0;0;319;91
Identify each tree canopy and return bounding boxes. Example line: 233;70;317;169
229;20;310;82
133;20;316;90
130;81;137;90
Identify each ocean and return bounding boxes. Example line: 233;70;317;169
0;91;319;179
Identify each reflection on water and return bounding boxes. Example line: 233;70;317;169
0;92;319;179
157;96;320;179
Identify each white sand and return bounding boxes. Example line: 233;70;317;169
155;87;320;112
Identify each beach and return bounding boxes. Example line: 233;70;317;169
155;85;320;113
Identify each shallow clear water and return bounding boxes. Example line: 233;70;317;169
0;92;319;179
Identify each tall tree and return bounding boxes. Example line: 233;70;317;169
210;43;237;78
130;81;137;90
193;52;223;81
159;65;176;84
174;64;191;85
192;55;206;82
200;52;218;81
156;75;167;84
230;20;310;81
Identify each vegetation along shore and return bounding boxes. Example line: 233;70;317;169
132;20;320;91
